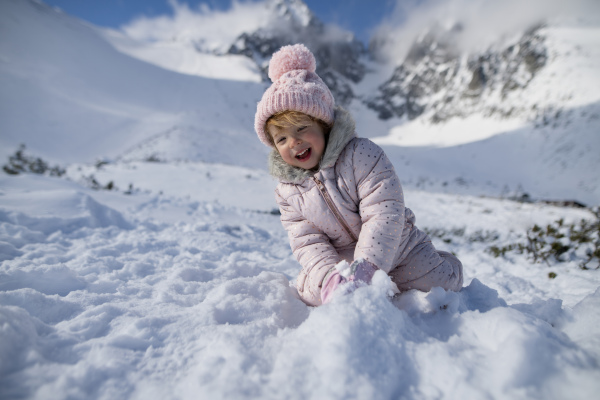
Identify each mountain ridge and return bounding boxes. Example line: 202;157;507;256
1;0;598;204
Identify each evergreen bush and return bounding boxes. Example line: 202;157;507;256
2;144;65;176
488;208;600;271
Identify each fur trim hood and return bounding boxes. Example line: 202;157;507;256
268;107;357;184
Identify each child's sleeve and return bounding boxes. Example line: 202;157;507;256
352;140;406;273
275;188;342;306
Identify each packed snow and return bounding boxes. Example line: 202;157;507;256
1;1;599;399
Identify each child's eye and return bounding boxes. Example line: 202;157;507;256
276;137;285;144
297;126;308;132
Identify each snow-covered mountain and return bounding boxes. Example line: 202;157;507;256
106;0;367;106
366;24;546;121
365;20;600;205
0;0;267;168
2;0;598;205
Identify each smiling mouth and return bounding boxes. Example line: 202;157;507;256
295;148;311;161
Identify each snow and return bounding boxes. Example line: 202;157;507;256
0;0;267;165
372;110;600;205
1;1;600;399
65;161;279;212
2;170;599;399
101;29;263;82
378;115;526;147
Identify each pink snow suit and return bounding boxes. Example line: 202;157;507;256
270;108;463;306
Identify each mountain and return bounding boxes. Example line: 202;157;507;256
105;0;368;107
102;0;600;205
225;0;367;106
364;21;599;127
0;0;599;205
365;24;546;122
364;21;600;205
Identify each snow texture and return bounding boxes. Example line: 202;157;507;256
1;172;599;400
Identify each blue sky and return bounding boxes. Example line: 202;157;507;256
42;0;398;44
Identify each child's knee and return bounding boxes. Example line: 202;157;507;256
436;251;463;291
392;250;463;292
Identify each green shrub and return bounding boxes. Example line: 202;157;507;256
423;227;499;245
3;144;65;177
487;208;600;271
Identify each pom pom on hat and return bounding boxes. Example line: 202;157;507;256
268;44;316;82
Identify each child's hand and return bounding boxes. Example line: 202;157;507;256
348;259;378;284
321;259;379;304
320;267;345;304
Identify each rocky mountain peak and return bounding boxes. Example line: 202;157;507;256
365;24;548;122
226;0;366;106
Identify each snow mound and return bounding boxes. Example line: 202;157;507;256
0;190;131;237
0;175;132;247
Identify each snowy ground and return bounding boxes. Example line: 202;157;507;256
1;166;599;400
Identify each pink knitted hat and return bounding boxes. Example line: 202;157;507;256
254;44;335;147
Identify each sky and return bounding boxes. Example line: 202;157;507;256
41;0;397;44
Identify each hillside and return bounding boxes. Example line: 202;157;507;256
0;0;267;167
2;1;598;204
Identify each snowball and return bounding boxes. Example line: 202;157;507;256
371;269;400;297
334;260;352;279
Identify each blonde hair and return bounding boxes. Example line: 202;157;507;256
265;111;332;146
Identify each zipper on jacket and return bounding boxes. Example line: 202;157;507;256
312;177;358;242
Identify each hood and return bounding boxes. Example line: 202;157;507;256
268;107;357;184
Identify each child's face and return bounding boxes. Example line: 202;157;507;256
269;119;326;170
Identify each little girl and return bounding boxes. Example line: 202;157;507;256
255;44;463;306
